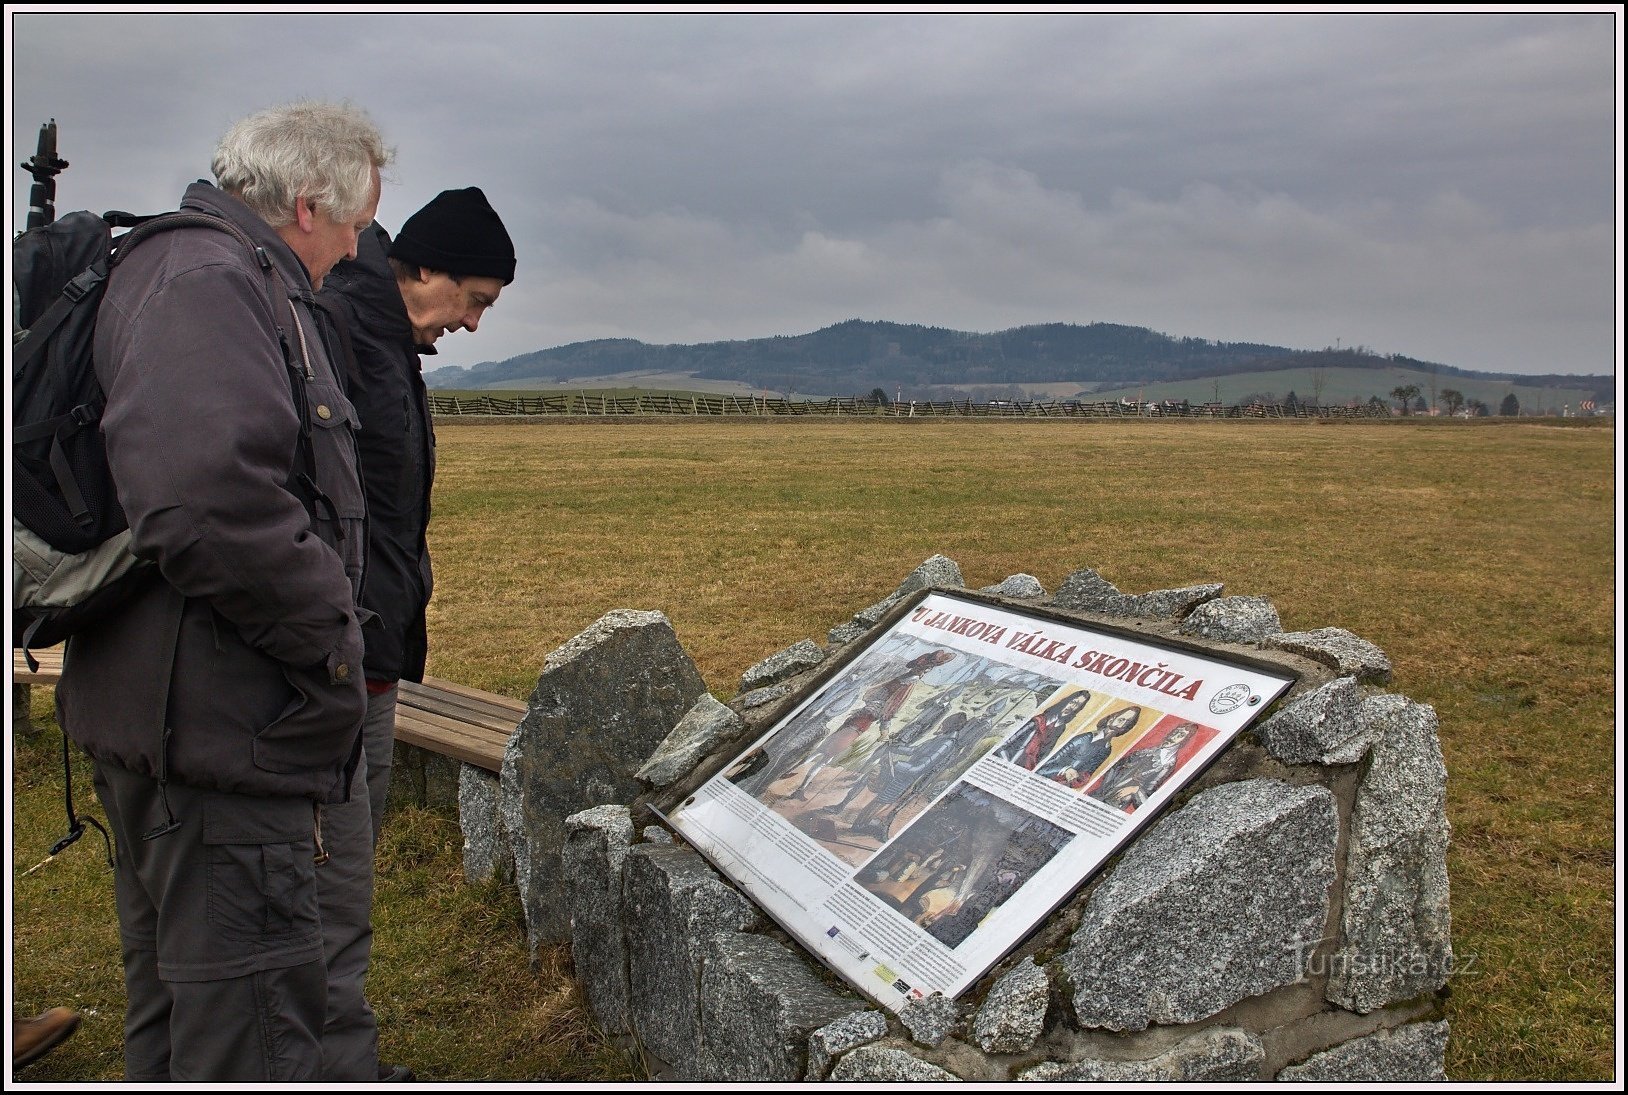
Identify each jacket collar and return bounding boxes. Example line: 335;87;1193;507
178;181;315;297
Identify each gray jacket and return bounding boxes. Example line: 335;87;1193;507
58;182;369;803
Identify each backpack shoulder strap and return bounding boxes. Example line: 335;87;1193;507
11;263;110;376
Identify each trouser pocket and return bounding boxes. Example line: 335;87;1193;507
203;797;319;946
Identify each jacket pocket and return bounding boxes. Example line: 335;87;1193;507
252;650;366;776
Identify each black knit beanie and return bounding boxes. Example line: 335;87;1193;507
390;187;516;285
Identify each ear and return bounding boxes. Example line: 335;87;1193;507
294;195;317;233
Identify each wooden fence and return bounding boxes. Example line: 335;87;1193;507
426;393;1392;420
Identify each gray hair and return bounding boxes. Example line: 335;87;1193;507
212;100;394;228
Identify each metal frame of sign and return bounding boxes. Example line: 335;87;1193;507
663;588;1299;1012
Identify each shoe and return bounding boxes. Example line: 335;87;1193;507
13;1007;81;1070
379;1063;416;1082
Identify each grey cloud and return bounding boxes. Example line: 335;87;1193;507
9;9;1616;375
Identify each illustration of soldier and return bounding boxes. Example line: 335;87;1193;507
1085;718;1215;813
732;692;861;798
816;669;1048;842
1036;703;1148;790
731;647;912;800
782;648;956;801
991;689;1093;770
848;708;993;840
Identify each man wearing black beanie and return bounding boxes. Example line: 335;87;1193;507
314;186;515;1082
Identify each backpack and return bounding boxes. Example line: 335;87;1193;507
11;209;295;668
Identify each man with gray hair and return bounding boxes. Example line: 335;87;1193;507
58;99;391;1082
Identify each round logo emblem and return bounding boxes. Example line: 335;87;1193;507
1209;683;1253;715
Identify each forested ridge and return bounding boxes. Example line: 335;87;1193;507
427;319;1613;403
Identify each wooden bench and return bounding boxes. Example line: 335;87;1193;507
395;677;523;772
13;646;522;773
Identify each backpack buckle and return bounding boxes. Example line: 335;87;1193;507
61;265;105;303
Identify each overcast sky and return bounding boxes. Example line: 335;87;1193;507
6;7;1621;377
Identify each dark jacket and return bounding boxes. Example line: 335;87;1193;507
58;182;368;803
317;223;435;683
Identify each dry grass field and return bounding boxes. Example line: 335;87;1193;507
10;417;1616;1081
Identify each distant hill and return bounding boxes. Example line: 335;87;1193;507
426;319;1614;406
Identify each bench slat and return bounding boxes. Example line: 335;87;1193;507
394;703;511;738
416;676;527;714
13;647;65;683
399;680;525;727
397;688;520;724
395;711;508;770
398;707;518;740
15;647;516;773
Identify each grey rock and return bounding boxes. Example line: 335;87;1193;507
1327;696;1453;1013
458;765;511;884
1050;567;1121;610
828;594;906;646
972;958;1049;1054
562;805;635;1034
500;609;708;951
829;1045;961;1082
642;825;674;845
827;619;871;646
894;553;964;595
390;740;462;811
827;555;967;645
1052;567;1222;620
805;1010;890;1081
735;684;791;709
1178;594;1282;643
622;843;761;1076
852;595;903;627
979;573;1047;599
697;933;864;1081
1256;677;1374;765
739;638;827;692
636;694;747;788
1018;1027;1265;1082
826;555;963;646
1063;779;1338;1031
1131;582;1226;619
1278;1020;1449;1081
1268;627;1392;684
898;995;960;1048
